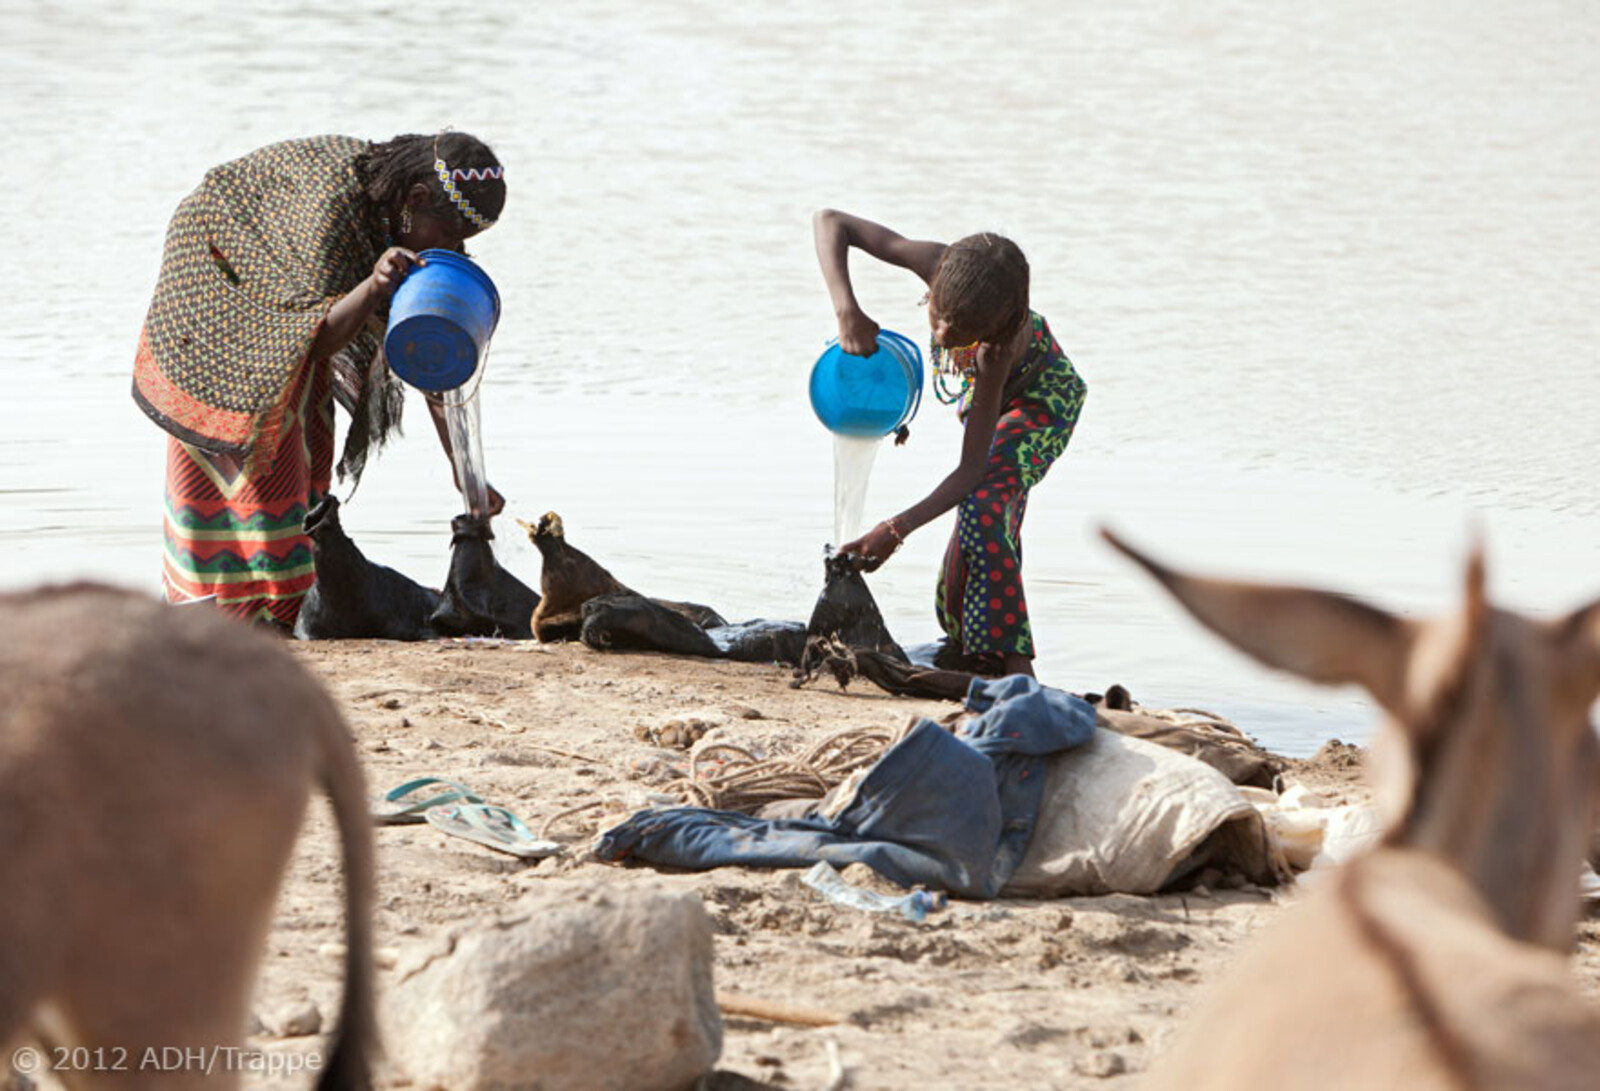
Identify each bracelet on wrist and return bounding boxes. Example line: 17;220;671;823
883;517;906;550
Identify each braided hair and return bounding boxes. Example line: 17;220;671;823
929;233;1030;344
355;131;507;229
335;132;505;487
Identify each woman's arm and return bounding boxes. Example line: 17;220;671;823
310;247;420;362
314;246;506;516
813;209;945;355
843;344;1011;570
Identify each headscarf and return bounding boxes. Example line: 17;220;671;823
132;135;401;481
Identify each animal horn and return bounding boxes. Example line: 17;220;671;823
1555;593;1600;700
1391;542;1492;791
1463;537;1488;632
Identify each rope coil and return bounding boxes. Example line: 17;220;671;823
673;725;909;813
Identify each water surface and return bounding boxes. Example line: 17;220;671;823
3;1;1597;755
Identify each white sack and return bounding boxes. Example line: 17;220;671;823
1005;729;1272;896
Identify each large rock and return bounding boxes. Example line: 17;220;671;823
384;883;721;1091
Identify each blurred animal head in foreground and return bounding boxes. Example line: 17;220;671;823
1103;528;1600;949
1108;531;1600;1091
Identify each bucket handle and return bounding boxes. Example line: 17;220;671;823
877;329;924;428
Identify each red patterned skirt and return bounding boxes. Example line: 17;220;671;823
161;363;333;626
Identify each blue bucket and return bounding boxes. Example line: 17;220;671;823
808;328;924;438
383;250;501;393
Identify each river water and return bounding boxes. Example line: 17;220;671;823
3;1;1596;755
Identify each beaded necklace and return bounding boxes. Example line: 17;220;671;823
930;337;980;406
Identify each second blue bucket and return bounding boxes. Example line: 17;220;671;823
808;329;924;438
384;249;501;393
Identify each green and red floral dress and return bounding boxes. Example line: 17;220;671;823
933;312;1086;662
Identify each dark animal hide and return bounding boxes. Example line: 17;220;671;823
295;496;440;641
429;513;540;639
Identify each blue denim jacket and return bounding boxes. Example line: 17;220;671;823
593;675;1097;898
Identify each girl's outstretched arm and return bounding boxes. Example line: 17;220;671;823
842;342;1011;570
813;209;945;355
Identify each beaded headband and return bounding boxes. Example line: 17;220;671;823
434;159;503;231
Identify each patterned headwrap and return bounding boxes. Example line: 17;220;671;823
434;158;503;231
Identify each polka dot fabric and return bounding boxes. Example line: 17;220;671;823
935;313;1086;660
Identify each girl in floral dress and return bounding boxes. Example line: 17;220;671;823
813;210;1087;678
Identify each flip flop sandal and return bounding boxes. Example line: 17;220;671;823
425;802;563;860
370;777;484;826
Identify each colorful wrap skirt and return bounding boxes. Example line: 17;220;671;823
935;315;1086;661
161;361;334;626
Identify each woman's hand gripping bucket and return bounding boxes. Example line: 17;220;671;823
808;329;925;543
808;329;924;439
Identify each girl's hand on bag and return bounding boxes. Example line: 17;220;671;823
839;519;904;573
837;308;881;357
371;247;422;295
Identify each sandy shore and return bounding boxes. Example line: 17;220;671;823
224;638;1600;1090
